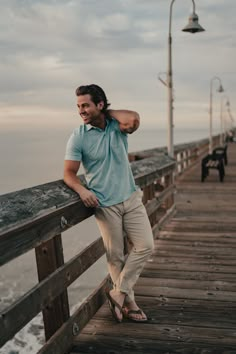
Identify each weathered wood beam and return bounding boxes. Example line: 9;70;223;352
0;237;105;347
37;277;110;354
131;155;175;189
0;200;94;266
0;179;87;235
35;234;70;341
145;185;175;217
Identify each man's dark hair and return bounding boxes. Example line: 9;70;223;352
75;84;110;112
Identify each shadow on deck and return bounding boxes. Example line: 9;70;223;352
71;144;236;354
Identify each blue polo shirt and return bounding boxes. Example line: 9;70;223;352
65;118;137;207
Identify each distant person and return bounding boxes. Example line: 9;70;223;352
64;84;154;322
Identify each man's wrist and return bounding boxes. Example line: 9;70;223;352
75;184;87;195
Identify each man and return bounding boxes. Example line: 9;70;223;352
64;84;154;322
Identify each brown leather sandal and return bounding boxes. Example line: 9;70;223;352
123;307;148;322
105;290;123;323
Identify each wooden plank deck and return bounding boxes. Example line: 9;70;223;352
70;143;236;354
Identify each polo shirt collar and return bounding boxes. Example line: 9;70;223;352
85;119;110;132
85;124;94;131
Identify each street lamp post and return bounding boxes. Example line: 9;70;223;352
209;77;224;154
220;95;230;146
226;101;234;131
167;0;205;158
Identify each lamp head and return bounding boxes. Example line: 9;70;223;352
182;13;205;34
218;84;224;93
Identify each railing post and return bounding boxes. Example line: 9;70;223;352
35;234;70;341
174;151;178;178
150;183;156;226
187;149;191;167
142;186;149;205
176;152;181;175
164;172;174;209
182;150;186;170
192;147;198;164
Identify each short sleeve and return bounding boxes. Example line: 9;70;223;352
64;128;83;161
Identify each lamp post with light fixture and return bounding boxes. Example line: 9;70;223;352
167;0;205;158
209;77;224;153
220;95;230;146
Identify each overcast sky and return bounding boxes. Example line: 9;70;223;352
0;0;235;132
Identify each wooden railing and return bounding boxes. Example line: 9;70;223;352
0;135;220;354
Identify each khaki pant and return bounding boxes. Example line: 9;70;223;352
95;190;154;302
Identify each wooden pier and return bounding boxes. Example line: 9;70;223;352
1;136;236;354
70;143;236;354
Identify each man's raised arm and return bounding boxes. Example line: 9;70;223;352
108;109;140;134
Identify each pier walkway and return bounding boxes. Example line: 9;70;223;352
70;143;236;353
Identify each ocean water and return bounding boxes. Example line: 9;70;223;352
0;126;210;353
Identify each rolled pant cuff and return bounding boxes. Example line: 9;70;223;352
118;287;135;302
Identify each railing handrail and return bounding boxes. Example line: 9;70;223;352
129;136;211;159
0;154;175;266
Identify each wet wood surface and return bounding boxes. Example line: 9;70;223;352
70;143;236;354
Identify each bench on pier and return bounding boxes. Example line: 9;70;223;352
213;144;228;165
201;152;225;182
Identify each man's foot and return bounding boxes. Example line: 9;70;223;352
106;289;125;323
122;300;148;322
